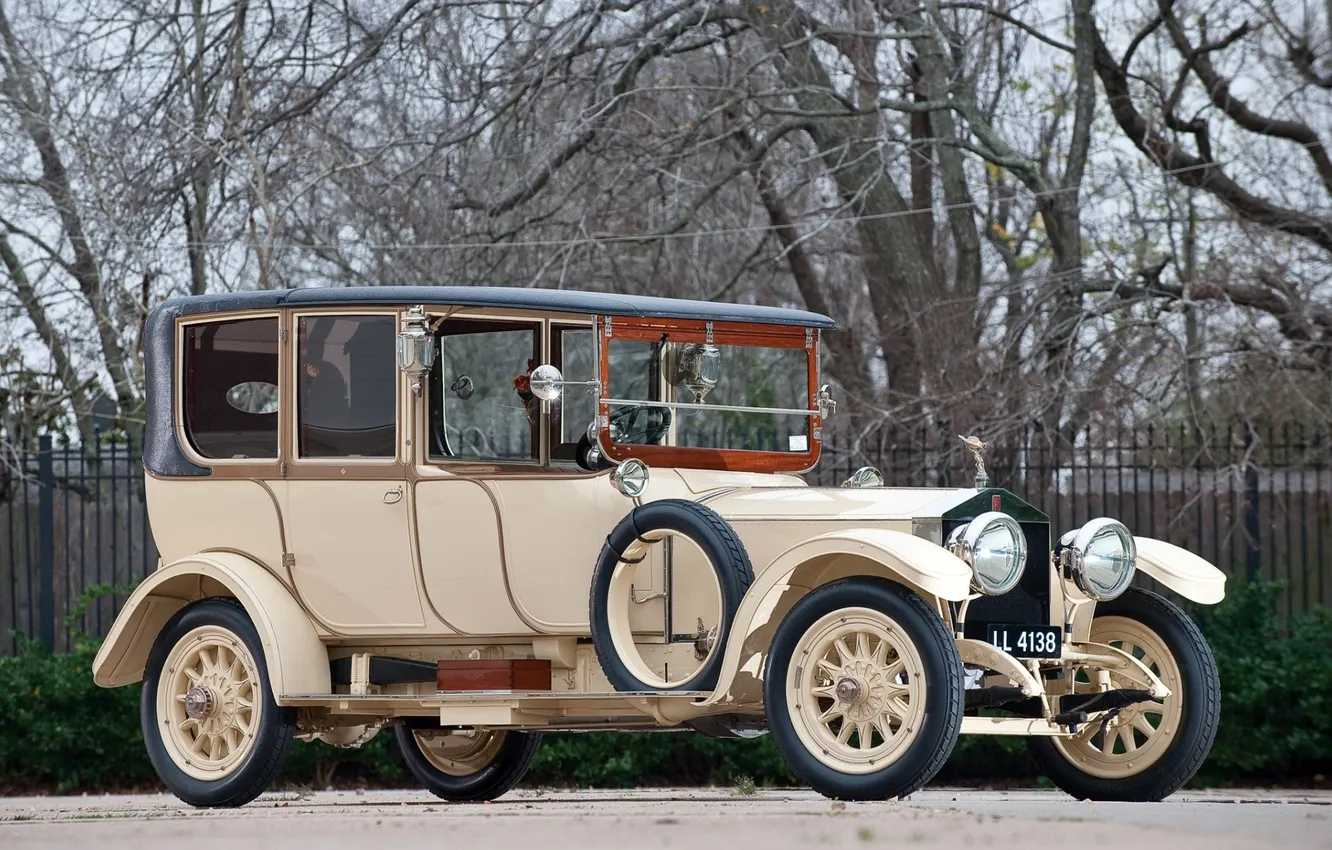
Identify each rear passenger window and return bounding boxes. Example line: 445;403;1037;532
298;315;397;458
184;318;279;459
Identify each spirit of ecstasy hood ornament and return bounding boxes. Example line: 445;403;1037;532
959;434;989;489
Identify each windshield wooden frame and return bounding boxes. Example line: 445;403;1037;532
595;317;822;473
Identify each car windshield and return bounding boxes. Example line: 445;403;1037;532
606;338;812;453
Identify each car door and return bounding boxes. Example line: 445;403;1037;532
282;310;426;634
413;317;626;635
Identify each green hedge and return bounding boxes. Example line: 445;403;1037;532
1;582;1328;794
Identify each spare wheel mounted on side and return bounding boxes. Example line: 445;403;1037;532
589;498;753;692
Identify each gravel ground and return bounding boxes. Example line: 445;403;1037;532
2;787;1329;850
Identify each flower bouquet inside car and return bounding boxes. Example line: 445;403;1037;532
514;358;539;425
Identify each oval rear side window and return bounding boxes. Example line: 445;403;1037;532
225;381;279;414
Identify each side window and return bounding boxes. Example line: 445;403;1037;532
430;320;539;461
183;318;279;460
297;315;396;458
551;327;597;463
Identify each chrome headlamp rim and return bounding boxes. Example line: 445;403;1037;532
945;511;1028;596
1062;517;1137;601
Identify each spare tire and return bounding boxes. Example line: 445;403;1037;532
589;499;753;692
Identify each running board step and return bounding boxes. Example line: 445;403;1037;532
437;659;551;692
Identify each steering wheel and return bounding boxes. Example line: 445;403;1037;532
607;404;672;446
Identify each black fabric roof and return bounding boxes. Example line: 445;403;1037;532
156;285;837;328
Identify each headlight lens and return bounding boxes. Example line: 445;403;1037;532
945;511;1027;595
1063;518;1137;600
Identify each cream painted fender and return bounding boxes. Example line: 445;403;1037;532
1133;536;1226;604
91;552;330;699
699;528;971;707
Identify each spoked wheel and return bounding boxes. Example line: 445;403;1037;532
142;598;294;807
396;725;542;802
1029;588;1220;801
764;578;963;801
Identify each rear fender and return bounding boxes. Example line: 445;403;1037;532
701;528;970;707
1133;537;1226;604
91;552;329;699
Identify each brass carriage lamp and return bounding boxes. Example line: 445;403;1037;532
397;305;436;395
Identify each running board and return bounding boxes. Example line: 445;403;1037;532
278;690;713;726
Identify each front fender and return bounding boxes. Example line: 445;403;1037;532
1133;537;1226;604
92;552;329;699
702;528;969;706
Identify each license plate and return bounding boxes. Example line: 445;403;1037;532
986;624;1062;658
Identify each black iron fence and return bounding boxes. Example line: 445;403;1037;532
3;422;1329;654
2;435;157;654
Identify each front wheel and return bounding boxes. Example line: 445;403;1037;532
141;598;295;807
396;725;541;802
1028;588;1220;801
763;578;964;801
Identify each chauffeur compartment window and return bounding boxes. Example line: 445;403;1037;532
298;315;397;458
183;318;280;459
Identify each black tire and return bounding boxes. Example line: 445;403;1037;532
396;725;542;802
763;577;964;801
589;499;753;692
141;598;295;807
1028;588;1220;802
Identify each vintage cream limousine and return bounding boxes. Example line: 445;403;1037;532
91;287;1223;806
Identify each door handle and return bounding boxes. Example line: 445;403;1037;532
382;486;403;505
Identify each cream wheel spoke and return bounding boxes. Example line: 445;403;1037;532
887;695;910;720
1131;713;1157;737
833;637;855;665
817;703;844;725
816;658;841;679
1099;727;1118;756
836;721;855;745
812;684;837;699
856;722;873;750
873;714;896;741
854;632;871;661
1122;727;1139;753
882;659;905;683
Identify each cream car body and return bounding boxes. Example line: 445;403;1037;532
93;286;1227;806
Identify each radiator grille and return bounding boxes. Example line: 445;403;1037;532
953;520;1052;638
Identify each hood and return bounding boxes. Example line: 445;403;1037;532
703;486;980;522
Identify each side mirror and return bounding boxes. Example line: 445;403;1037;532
528;364;601;402
529;364;565;401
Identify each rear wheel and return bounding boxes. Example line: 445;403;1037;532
1028;588;1220;801
763;578;963;801
141;598;294;807
396;725;541;802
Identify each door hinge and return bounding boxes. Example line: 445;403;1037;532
279;328;288;343
603;316;613;337
280;461;287;476
805;327;814;348
282;552;296;568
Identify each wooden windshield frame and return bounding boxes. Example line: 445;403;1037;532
595;316;822;473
